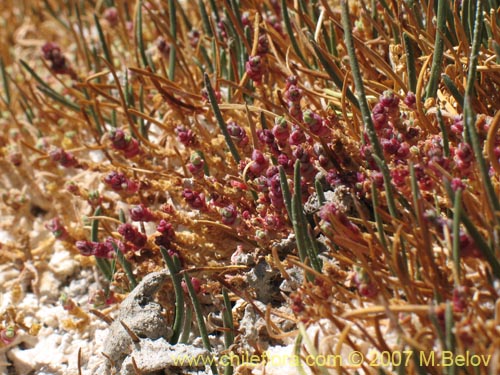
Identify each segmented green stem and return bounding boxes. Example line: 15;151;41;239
112;242;137;289
136;0;149;68
0;59;10;105
204;73;241;164
460;2;500;216
310;39;359;109
183;273;219;374
436;107;450;157
91;207;113;282
198;0;213;37
180;305;192;343
222;288;234;375
42;0;70;30
279;167;293;222
402;32;416;93
281;0;309;66
425;0;446;99
340;1;397;219
168;0;177;80
314;179;326;206
452;189;462;281
20;60;79;111
291;161;322;278
371;183;388;251
160;246;184;344
442;74;464;109
461;213;500;278
94;13;113;64
445;302;457;375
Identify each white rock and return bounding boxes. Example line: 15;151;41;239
48;248;80;279
38;271;61;300
8;333;64;374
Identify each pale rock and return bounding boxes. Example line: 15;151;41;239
48;248;80;279
38;270;62;300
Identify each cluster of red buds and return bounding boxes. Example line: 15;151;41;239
45;217;69;240
293;145;317;180
245;55;264;84
265;11;283;35
175;125;196;146
181;276;201;294
154;219;176;248
220;205;238;225
108;129;140;158
118;223;147;248
103;171;140;194
130;204;156;222
257;34;269;55
283;76;303;121
454;142;474;174
75;237;124;258
227;121;249;147
352;266;378;298
371;91;413;160
41;42;77;79
88;289;117;309
156;36;171;59
0;325;17;345
217;18;228;40
248;149;269;176
103;7;119;27
319;202;360;234
272;116;290;147
452;285;468;313
303;110;330;137
201;87;221;103
49;147;80;168
182;189;206;210
187;152;205;177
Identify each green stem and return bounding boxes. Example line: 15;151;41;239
20;60;79;111
0;59;10;105
180;305;192;343
445;302;456;375
436;107;450;157
341;1;397;219
203;73;241;164
281;0;309;66
371;183;388;251
136;0;148;68
452;189;462;282
160;247;184;344
168;0;177;80
91;207;113;282
315;179;326;206
442;74;464;110
461;213;500;278
425;0;446;99
310;39;359;109
183;273;219;375
222;288;234;375
112;242;137;289
94;13;113;64
198;0;213;37
402;32;417;93
279;167;293;222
